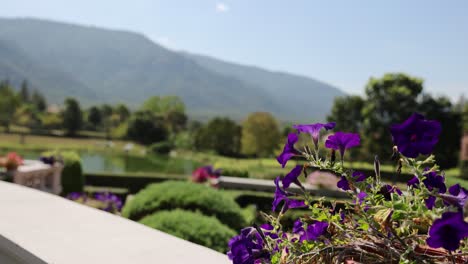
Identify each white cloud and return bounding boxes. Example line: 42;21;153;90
215;2;229;13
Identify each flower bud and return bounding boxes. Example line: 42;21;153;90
391;146;399;161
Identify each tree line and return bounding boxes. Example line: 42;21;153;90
1;73;467;168
327;73;467;169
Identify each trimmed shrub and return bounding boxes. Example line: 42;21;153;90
140;209;236;252
43;151;84;195
148;141;173;155
60;151;84;195
122;181;246;230
222;168;249;178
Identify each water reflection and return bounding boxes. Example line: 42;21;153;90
5;150;197;174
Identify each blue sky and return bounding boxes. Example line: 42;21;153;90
0;0;467;99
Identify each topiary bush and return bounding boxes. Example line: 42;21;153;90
222;168;250;178
140;209;236;252
148;141;173;155
43;151;84;195
122;181;246;230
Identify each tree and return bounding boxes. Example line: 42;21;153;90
165;110;188;133
20;80;30;103
462;101;468;133
241;112;281;157
361;73;424;159
31;89;47;112
142;96;185;115
194;117;241;156
419;95;461;168
100;104;114;119
14;105;41;129
88;106;102;129
127;111;168;145
0;81;20;132
327;95;364;132
115;104;130;121
62;98;83;136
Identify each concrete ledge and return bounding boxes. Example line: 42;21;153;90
218;176;349;199
0;181;230;264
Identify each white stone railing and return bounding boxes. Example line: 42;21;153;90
0;181;230;264
13;160;63;195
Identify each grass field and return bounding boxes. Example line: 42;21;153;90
0;133;146;155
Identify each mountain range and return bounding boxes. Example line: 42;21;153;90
0;17;344;121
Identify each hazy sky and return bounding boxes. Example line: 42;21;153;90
0;0;467;99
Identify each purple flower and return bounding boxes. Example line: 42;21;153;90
277;133;300;168
337;176;350;191
425;196;436;209
426;211;468;251
293;122;336;148
260;224;278;239
40;156;55;165
325;132;360;159
357;191;367;205
282;165;303;189
390;113;441;158
94;192;123;212
440;184;468;210
352;171;367;182
407;176;420;187
379;184;402;200
67;192;84;200
422;170;446;194
228;227;269;264
293;219;328;242
337;172;366;191
340;210;346;223
272;177;306;212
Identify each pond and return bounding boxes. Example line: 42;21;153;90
3;149;199;175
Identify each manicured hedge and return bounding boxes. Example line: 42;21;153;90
44;151;84;195
140;209;235;252
122;181;247;230
60;151;84;195
85;172;186;194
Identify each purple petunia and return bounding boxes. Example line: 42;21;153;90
260;224;279;239
292;219;328;242
440;184;468;210
337;176;350;191
390;113;441;158
67;192;84;201
337;172;367;191
422;170;446;194
425;196;436;209
379;184;402;200
272;177;306;212
277;133;300;168
282;165;303;189
407;176;420;188
94;192;123;212
352;171;367;182
325;132;360;160
227;227;269;264
426;211;468;251
293;122;336;148
357;191;367;205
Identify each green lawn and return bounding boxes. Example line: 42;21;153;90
0;133;146;155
